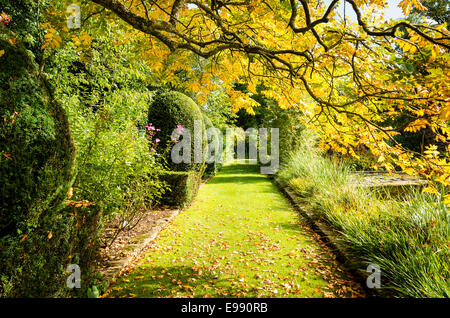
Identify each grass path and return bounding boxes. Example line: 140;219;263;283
105;162;363;298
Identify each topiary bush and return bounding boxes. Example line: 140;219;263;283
0;24;76;235
0;204;101;297
0;0;47;59
0;24;77;297
148;91;206;172
159;171;202;208
202;112;222;178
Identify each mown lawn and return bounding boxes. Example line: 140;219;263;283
104;162;363;298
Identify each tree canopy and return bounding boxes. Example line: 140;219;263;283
40;0;450;199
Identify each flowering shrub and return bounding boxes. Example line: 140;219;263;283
45;35;170;284
145;123;161;152
48;35;169;210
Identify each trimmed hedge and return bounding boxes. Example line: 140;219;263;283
0;25;76;233
159;170;202;208
0;204;101;297
0;25;97;297
202;112;222;178
148;91;206;172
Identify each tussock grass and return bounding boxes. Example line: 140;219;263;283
277;133;450;297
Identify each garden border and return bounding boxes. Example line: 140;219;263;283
101;210;179;288
271;177;385;297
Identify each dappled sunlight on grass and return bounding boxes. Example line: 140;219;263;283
105;162;362;298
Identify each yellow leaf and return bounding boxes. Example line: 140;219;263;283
424;145;439;158
0;50;4;57
443;194;450;206
422;186;439;195
414;109;425;117
403;43;411;53
439;106;450;120
403;168;416;175
429;45;438;63
398;0;413;16
404;119;429;133
79;33;92;46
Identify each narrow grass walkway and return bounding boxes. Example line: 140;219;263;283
105;162;363;298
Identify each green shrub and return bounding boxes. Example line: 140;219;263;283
0;0;47;57
49;40;167;244
0;203;101;297
67;96;165;218
0;24;79;297
148;91;206;172
0;25;76;234
202;112;222;178
159;170;202;208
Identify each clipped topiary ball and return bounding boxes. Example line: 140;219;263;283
0;25;76;234
148;91;206;171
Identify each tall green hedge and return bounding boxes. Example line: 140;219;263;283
0;24;78;297
148;91;206;172
159;171;202;208
0;25;76;234
202;112;222;178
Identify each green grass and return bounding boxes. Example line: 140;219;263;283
105;161;361;298
277;142;450;298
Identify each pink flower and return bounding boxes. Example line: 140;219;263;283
145;123;159;136
0;13;11;24
176;124;184;134
155;138;160;143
